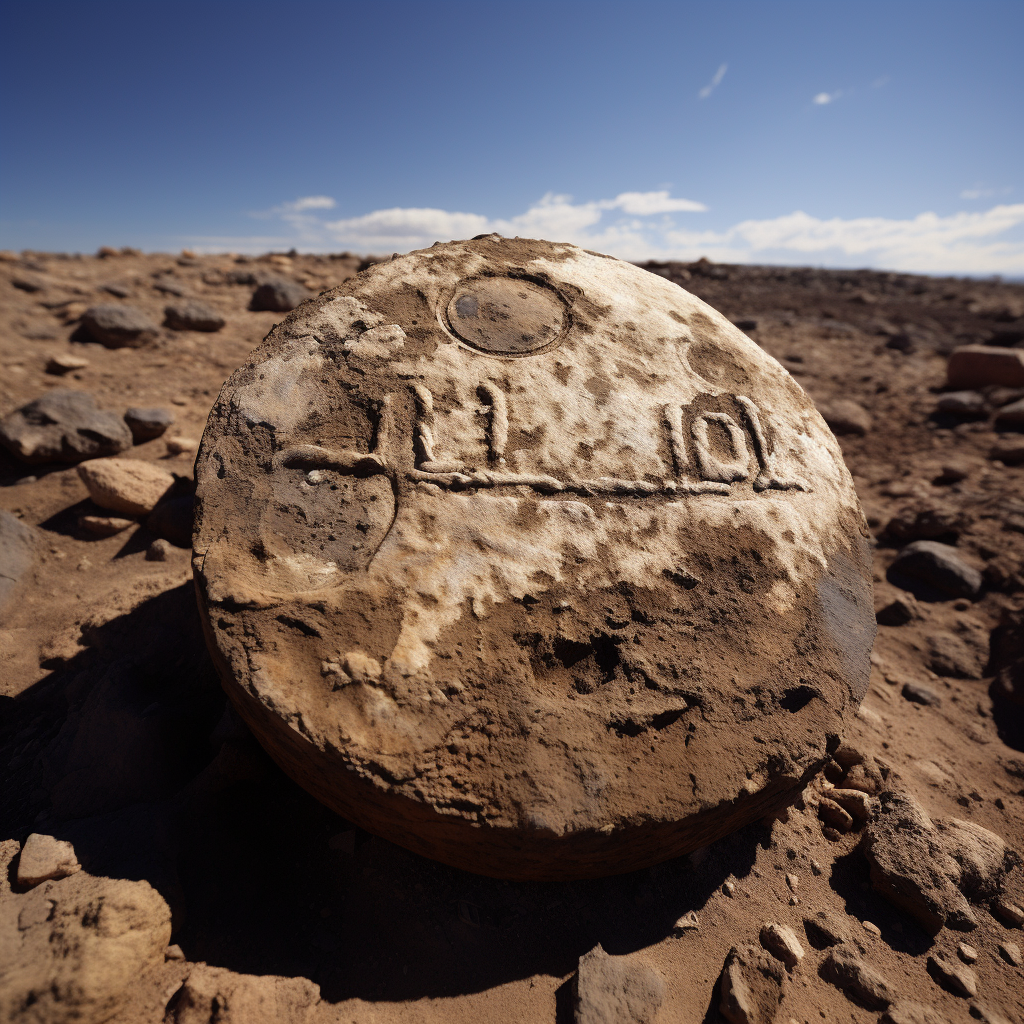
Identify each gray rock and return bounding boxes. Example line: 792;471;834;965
718;944;784;1024
902;682;942;707
821;945;894;1009
0;511;37;616
803;910;851;948
146;494;194;548
936;391;989;419
876;594;919;626
80;304;159;348
164;300;226;332
0;389;133;464
124;406;175;442
927;954;977;997
887;541;982;599
819;398;872;436
994;396;1024;428
574;944;664;1024
926;633;983;678
249;277;310;312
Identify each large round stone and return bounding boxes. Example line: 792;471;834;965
193;237;874;879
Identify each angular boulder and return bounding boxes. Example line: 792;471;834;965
80;304;159;348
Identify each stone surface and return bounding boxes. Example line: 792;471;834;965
0;510;37;615
926;633;983;678
80;303;159;347
249;276;310;312
887;541;983;600
15;832;80;887
862;789;1018;934
0;872;171;1024
818;398;872;436
0;389;133;464
821;945;894;1009
77;457;176;516
45;353;89;374
193;237;875;879
573;944;664;1024
994;396;1024;428
992;896;1024;927
78;514;134;536
935;391;988;418
124;405;175;442
947;346;1024;389
876;594;920;626
718;943;784;1024
758;922;804;968
146;538;173;561
803;910;849;948
927;955;977;997
169;966;321;1024
880;1002;950;1024
164;299;226;332
997;940;1022;966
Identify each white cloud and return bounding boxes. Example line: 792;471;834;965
813;91;841;105
185;193;1024;275
287;196;336;212
699;63;728;99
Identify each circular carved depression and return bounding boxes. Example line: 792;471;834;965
446;276;566;355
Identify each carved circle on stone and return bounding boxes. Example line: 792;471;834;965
192;236;875;880
445;275;567;355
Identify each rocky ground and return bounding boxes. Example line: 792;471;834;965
1;246;1023;1024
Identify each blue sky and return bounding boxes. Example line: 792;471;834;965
1;1;1022;273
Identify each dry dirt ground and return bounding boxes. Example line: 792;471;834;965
1;247;1023;1024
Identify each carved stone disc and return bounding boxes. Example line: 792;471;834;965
193;237;874;880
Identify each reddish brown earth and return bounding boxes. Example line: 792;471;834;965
1;246;1023;1024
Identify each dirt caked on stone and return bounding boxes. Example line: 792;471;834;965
193;237;875;879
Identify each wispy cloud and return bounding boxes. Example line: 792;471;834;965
185;193;1024;275
699;63;728;99
812;91;842;105
961;184;1012;201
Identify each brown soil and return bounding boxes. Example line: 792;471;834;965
1;247;1023;1024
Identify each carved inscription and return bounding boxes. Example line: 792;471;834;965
277;383;809;497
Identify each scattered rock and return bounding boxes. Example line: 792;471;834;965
902;682;942;706
78;514;135;537
829;788;878;822
926;633;983;678
164;299;226;332
842;760;884;795
718;944;785;1024
880;1002;950;1024
994;397;1024;429
888;541;983;600
146;538;172;561
958;943;978;963
0;511;37;614
45;353;89;375
819;398;873;436
990;441;1024;465
574;944;665;1024
167;965;321;1024
165;943;186;961
0;389;133;463
249;277;310;312
863;789;1017;934
758;922;804;969
101;281;131;298
80;304;159;348
165;434;198;455
146;494;194;547
15;833;80;887
803;910;850;948
862;920;882;937
0;872;171;1023
818;796;854;832
877;594;920;626
77;457;176;516
927;954;977;997
672;910;700;934
947;346;1024;389
997;940;1022;966
821;945;894;1009
124;406;175;442
992;896;1024;927
935;391;989;419
885;505;965;542
934;460;971;484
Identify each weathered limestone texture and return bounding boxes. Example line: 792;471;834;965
193;237;874;879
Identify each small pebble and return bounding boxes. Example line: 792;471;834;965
165;944;185;961
862;920;881;937
79;514;134;537
786;873;799;892
146;538;172;561
46;353;89;375
723;879;736;897
672;910;700;934
165;435;198;455
958;942;978;963
810;859;823;876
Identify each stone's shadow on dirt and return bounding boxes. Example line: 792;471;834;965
826;848;933;957
989;682;1024;752
0;583;760;1003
